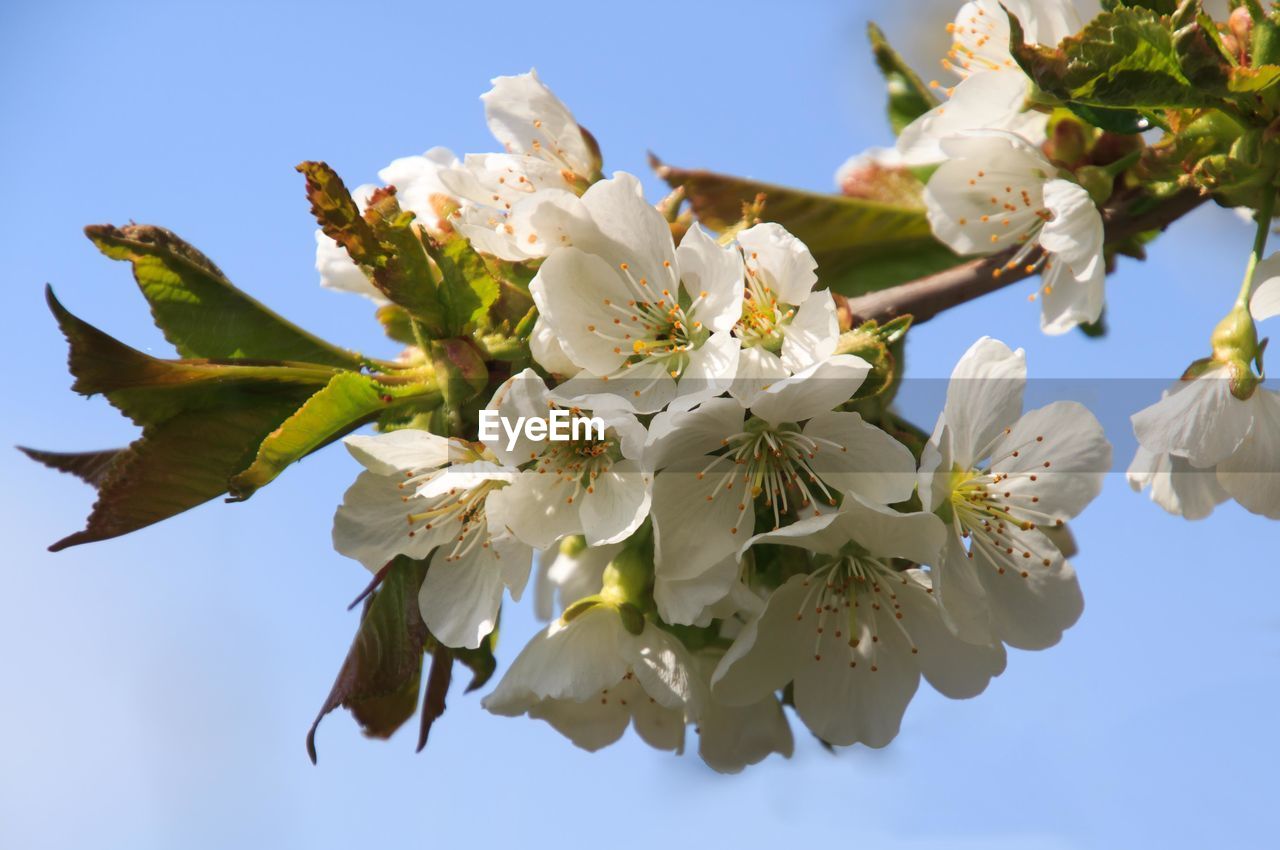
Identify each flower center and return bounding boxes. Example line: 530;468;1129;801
698;420;849;535
734;252;794;353
533;426;623;505
594;260;713;380
402;473;506;562
946;429;1064;576
795;557;923;667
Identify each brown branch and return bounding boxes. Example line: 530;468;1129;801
844;190;1210;326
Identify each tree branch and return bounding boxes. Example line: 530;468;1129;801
844;190;1210;326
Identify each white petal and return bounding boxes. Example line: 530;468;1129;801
711;575;812;706
677;224;744;333
530;247;635;376
377;147;459;229
1040;180;1103;267
1216;388;1280;518
314;230;383;301
743;498;944;565
729;345;790;406
1126;445;1227;521
529;317;581;376
779;293;839;373
749;355;870;424
526;695;630;752
900;73;1042;167
894;569;1007;698
694;650;793;774
652;458;745;582
1039;251;1105;335
1132;367;1256;467
791;597;920;748
343;429;452;476
624;624;708;718
654;555;740;627
483;606;627;711
991;400;1111;520
575;172;678;288
1250;253;1280;322
485;470;582;550
579;458;652;546
483;368;552;466
482;69;593;177
973;528;1084;650
668;332;740;412
737;222;819;306
932;527;998;645
940;336;1026;468
802;411;919;505
331;472;442;570
418;546;505;649
644;397;746;472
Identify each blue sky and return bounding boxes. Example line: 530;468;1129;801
1;1;1277;848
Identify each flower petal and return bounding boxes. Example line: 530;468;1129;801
749;355;870;425
939;336;1026;468
418;546;505;649
1132;367;1255;467
991;400;1111;521
1216;388;1280;519
737;222;818;306
677;224;743;333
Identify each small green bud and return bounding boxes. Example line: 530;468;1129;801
1075;166;1115;207
600;546;652;608
559;534;588;559
1210;305;1262;399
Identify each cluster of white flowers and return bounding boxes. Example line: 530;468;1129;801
900;0;1108;336
320;67;1114;771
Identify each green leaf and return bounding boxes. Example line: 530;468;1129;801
307;556;431;763
424;231;501;335
1012;7;1214;110
40;288;336;550
227;371;440;501
654;161;960;295
17;447;125;488
1101;0;1177;14
1064;103;1154;134
416;645;452;752
87;224;361;369
361;187;446;328
867;22;940;135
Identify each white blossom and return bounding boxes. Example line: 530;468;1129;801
919;337;1110;649
440;69;599;261
530;172;743;413
332;429;530;650
482;369;652;550
1131;365;1280;519
897;0;1080;165
924;131;1105;335
712;497;1005;748
483;605;705;753
531;539;619;621
730;222;839;405
644;355;918;625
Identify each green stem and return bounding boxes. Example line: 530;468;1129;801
1238;189;1277;307
1100;149;1142;179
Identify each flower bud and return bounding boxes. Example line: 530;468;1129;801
600;546;652;609
1211;304;1262;399
1074;165;1115;207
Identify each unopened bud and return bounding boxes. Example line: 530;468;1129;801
1230;7;1255;55
1075;166;1115;207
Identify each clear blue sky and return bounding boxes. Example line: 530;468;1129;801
2;2;1276;848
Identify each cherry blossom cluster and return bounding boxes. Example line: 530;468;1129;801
322;67;1113;771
